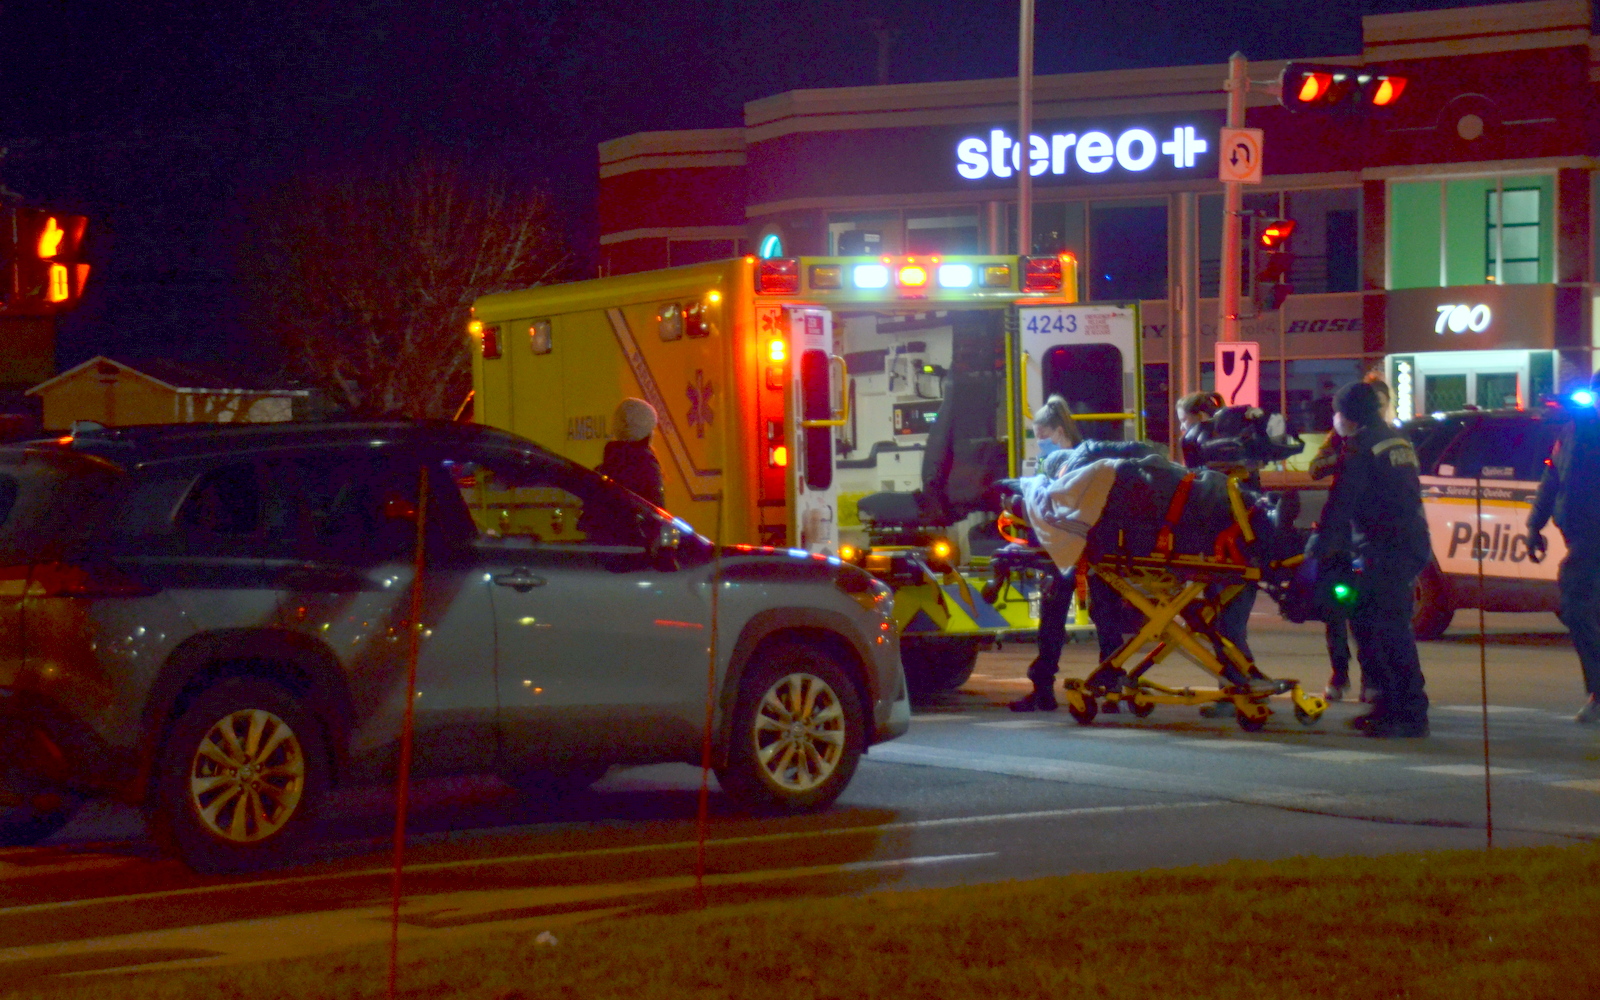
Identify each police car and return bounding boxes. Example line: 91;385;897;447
1404;406;1566;639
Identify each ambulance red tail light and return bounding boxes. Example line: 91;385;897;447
755;257;800;295
1021;255;1064;293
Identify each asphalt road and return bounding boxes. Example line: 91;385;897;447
1;610;1596;991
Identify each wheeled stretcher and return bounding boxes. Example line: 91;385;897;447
994;454;1328;732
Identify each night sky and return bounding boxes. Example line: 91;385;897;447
0;0;1524;376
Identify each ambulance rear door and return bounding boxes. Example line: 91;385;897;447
1016;303;1143;472
786;306;848;554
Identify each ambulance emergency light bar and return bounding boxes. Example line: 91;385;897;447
753;254;1077;298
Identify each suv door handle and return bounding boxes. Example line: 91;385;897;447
492;571;546;592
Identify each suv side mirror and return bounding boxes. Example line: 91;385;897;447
652;520;682;554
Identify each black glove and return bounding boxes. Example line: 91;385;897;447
1527;528;1548;564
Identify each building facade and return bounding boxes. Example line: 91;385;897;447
597;0;1600;444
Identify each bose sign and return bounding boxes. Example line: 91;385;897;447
956;126;1208;180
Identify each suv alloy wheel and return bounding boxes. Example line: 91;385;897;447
718;642;864;813
155;677;329;873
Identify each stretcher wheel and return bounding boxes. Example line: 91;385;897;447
1066;694;1098;726
1235;707;1268;733
1126;696;1154;719
1293;704;1322;727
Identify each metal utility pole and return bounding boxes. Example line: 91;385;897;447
1219;52;1248;343
1017;0;1034;255
1175;191;1200;428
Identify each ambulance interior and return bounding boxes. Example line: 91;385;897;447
831;307;1134;561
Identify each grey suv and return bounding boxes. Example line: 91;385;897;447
0;421;908;871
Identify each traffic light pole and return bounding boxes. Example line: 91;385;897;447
1017;0;1034;256
1219;52;1247;345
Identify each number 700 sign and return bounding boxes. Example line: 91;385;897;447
1436;303;1491;334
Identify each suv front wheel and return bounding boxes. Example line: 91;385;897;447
718;643;864;814
155;677;328;873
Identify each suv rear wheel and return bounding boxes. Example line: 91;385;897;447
1413;563;1454;640
156;677;327;873
717;642;864;813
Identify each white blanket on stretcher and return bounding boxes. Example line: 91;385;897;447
1020;458;1118;572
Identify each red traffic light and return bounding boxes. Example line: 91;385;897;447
1281;62;1410;113
1258;219;1295;250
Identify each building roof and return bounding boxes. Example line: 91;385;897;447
27;356;310;397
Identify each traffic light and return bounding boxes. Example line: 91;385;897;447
1280;62;1410;113
1253;217;1295;313
5;207;90;314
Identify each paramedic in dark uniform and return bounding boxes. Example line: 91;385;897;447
1306;381;1432;737
1527;372;1600;725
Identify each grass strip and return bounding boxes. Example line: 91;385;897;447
23;842;1600;1000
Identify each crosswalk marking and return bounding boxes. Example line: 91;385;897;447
1550;778;1600;793
1288;750;1394;763
974;720;1055;729
1169;739;1289;751
910;714;977;723
1407;764;1530;777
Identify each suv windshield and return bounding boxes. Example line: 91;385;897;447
0;449;123;564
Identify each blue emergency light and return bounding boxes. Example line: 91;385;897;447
1571;389;1596;407
852;264;890;289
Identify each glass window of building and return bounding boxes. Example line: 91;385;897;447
1388;175;1553;288
905;211;980;254
1090;199;1167;302
1201;189;1359;297
828;212;900;255
1488;187;1540;284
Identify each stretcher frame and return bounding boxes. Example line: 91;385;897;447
998;473;1328;732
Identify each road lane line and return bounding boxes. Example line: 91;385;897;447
0;803;1216;918
1550;779;1600;793
1169;739;1292;751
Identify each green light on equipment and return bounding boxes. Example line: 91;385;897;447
1332;582;1354;603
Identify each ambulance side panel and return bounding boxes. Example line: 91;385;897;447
472;262;757;544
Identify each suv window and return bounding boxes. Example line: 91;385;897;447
279;454;420;564
0;453;121;563
1434;418;1555;481
440;453;646;549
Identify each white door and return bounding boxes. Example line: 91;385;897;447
788;307;846;554
1018;304;1143;466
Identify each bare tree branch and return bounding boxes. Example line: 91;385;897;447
237;155;573;418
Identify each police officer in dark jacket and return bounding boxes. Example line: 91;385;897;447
1527;373;1600;725
1306;381;1432;737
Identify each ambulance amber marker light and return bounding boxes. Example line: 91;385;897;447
768;338;787;363
769;445;788;467
467;320;484;337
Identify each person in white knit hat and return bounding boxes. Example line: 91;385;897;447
595;397;665;507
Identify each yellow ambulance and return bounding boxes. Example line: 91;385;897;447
468;254;1144;693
